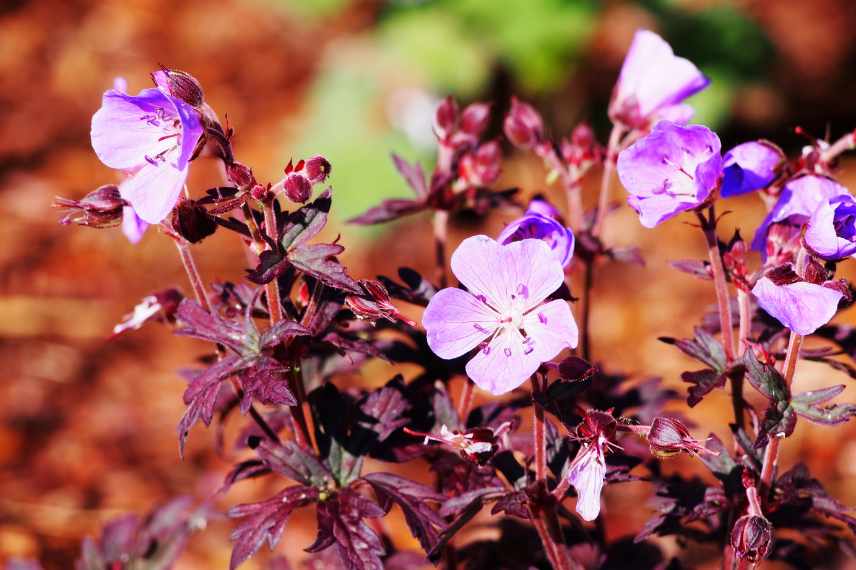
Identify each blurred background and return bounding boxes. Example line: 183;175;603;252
2;0;856;568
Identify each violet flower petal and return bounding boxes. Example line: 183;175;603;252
118;160;189;223
609;30;709;128
497;214;575;267
751;175;850;255
721;141;783;197
521;299;579;362
422;288;496;360
805;196;856;261
464;328;543;395
121;206;149;244
752;276;843;336
567;444;606;521
617;121;722;228
450;236;564;313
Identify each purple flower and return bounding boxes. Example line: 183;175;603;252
805;194;856;260
752;275;843;336
721;141;783;197
616;121;722;228
751;175;850;256
497;200;575;267
609;30;709;129
567;440;607;521
91;79;203;223
422;236;578;395
121;206;149;244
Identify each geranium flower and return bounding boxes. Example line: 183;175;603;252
721;141;784;197
497;199;575;267
751;175;850;257
422;236;578;395
91;78;203;223
616;121;722;228
566;410;618;521
609;30;709;129
752;273;844;336
805;194;856;261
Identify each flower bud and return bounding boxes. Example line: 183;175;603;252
284;173;312;203
434;96;459;141
304;155;331;184
225;161;255;188
171;200;218;244
151;68;204;107
54;185;125;229
648;416;706;457
459;102;491;138
730;515;774;563
458;141;501;188
504;97;543;149
345;279;416;326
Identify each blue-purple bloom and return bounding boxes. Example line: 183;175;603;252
752;275;843;336
91;78;203;224
721;141;784;197
609;30;709;129
616;121;722;228
422;236;578;395
751;175;850;257
497;199;575;267
805;194;856;261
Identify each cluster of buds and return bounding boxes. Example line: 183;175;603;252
406;423;511;465
432;97;500;191
345;280;416;327
278;156;331;203
722;234;751;292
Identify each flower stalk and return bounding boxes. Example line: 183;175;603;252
592;125;623;237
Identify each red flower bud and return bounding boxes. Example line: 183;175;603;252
151;68;204;107
225;161;255;188
345;280;416;326
434;96;459;141
504;97;543;149
458;141;501;188
304;155;331;184
648;417;707;457
284;174;312;203
459;102;491;138
730;515;774;563
54;185;125;229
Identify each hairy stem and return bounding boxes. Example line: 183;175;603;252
697;207;736;361
760;330;802;489
433;210;449;288
456;381;474;426
580;260;594;361
262;200;284;324
592;125;623;237
821;130;856;163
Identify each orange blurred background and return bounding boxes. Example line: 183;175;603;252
2;0;856;568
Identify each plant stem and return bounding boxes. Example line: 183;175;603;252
456;381;474;426
580;260;594;361
433;210;449;288
262;200;284;324
592;125;623;238
821;130;855;163
697;207;736;361
737;289;751;357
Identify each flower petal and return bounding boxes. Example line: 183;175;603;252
805;199;856;260
464;328;542;395
521;299;578;360
422;288;497;360
567;444;606;521
91;88;178;170
752;277;843;336
121;206;149;244
450;235;564;313
498;214;575;267
172;96;203;170
721;141;783;197
119;161;188;223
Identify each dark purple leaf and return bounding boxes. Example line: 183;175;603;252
743;350;790;403
347;198;427;225
239;357;296;413
288;243;361;293
228;485;318;570
391;153;428;198
363;472;446;553
175;300;246;353
246;250;289;285
680;369;726;407
490;490;530;519
306;489;385;570
378;267;437;306
670;259;712;280
777;463;856;534
791;385;856;425
660;328;727;372
256;440;332;487
178;354;244;456
280;189;332;250
172;200;218;243
222;459;270;491
260;319;310;348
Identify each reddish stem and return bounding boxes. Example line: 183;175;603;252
456;381;474;426
697;207;736;362
433;210;449;289
592;125;623;238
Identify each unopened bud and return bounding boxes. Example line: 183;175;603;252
459;102;491;138
345;279;416;326
54;185;125;229
458;141;501;188
730;515;774;563
151;68;204;107
434;96;459;141
304;155;331;184
171;200;217;244
504;97;543;149
648;417;707;457
225;161;255;188
284;174;312;203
